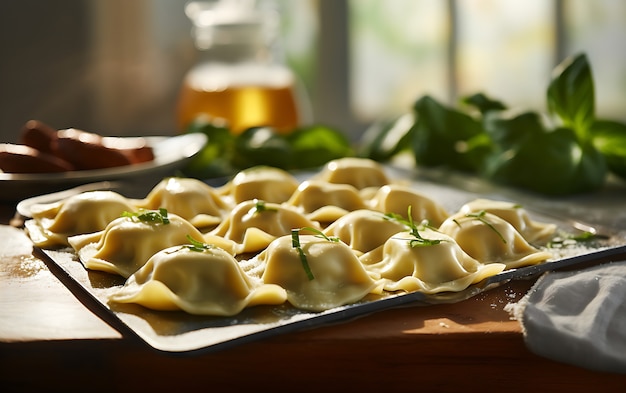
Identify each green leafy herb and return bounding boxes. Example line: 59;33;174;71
462;93;507;115
359;52;625;196
181;116;235;179
547;53;595;141
453;210;506;244
286;125;353;168
232;127;295;169
358;113;414;161
411;95;485;172
590;120;626;181
183;119;353;179
291;229;315;280
384;207;444;247
482;110;607;195
122;208;170;225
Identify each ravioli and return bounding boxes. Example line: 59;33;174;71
68;211;206;278
438;211;554;269
25;191;136;248
109;244;287;316
368;184;450;227
286;180;367;223
209;200;321;254
136;177;232;229
360;227;505;294
24;156;570;319
219;166;299;204
457;198;556;244
323;209;407;255
313;157;390;190
259;235;379;311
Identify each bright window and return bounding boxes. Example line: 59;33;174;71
317;0;626;138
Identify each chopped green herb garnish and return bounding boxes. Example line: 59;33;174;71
572;231;608;241
547;231;608;248
453;210;506;244
406;229;445;248
291;228;315;280
165;235;216;254
252;199;278;214
301;226;340;243
184;235;216;252
384;206;445;247
122;208;170;224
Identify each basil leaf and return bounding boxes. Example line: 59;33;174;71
411;95;484;172
590;119;626;180
232;127;294;170
462;132;493;173
287;125;353;169
182;116;235;178
462;93;507;115
572;139;608;192
359;113;414;161
484;111;606;195
483;110;544;147
547;53;595;141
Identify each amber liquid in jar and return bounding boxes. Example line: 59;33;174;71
177;63;300;135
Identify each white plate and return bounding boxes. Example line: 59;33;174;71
1;133;207;202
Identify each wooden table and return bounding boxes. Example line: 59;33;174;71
2;194;626;393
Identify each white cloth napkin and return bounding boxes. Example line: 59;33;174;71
506;261;626;374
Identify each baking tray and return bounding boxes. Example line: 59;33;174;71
26;167;626;355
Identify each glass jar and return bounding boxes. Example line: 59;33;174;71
177;0;302;135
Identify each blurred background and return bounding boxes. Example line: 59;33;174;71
1;0;625;144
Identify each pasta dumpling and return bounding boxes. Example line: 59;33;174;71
109;244;287;316
68;210;206;278
259;235;379;311
323;209;407;255
219;166;299;204
368;184;449;227
285;180;367;223
209;200;321;254
25;191;136;248
457;198;556;244
360;227;505;294
313;157;390;190
23;155;569;319
439;211;554;269
136;177;232;229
